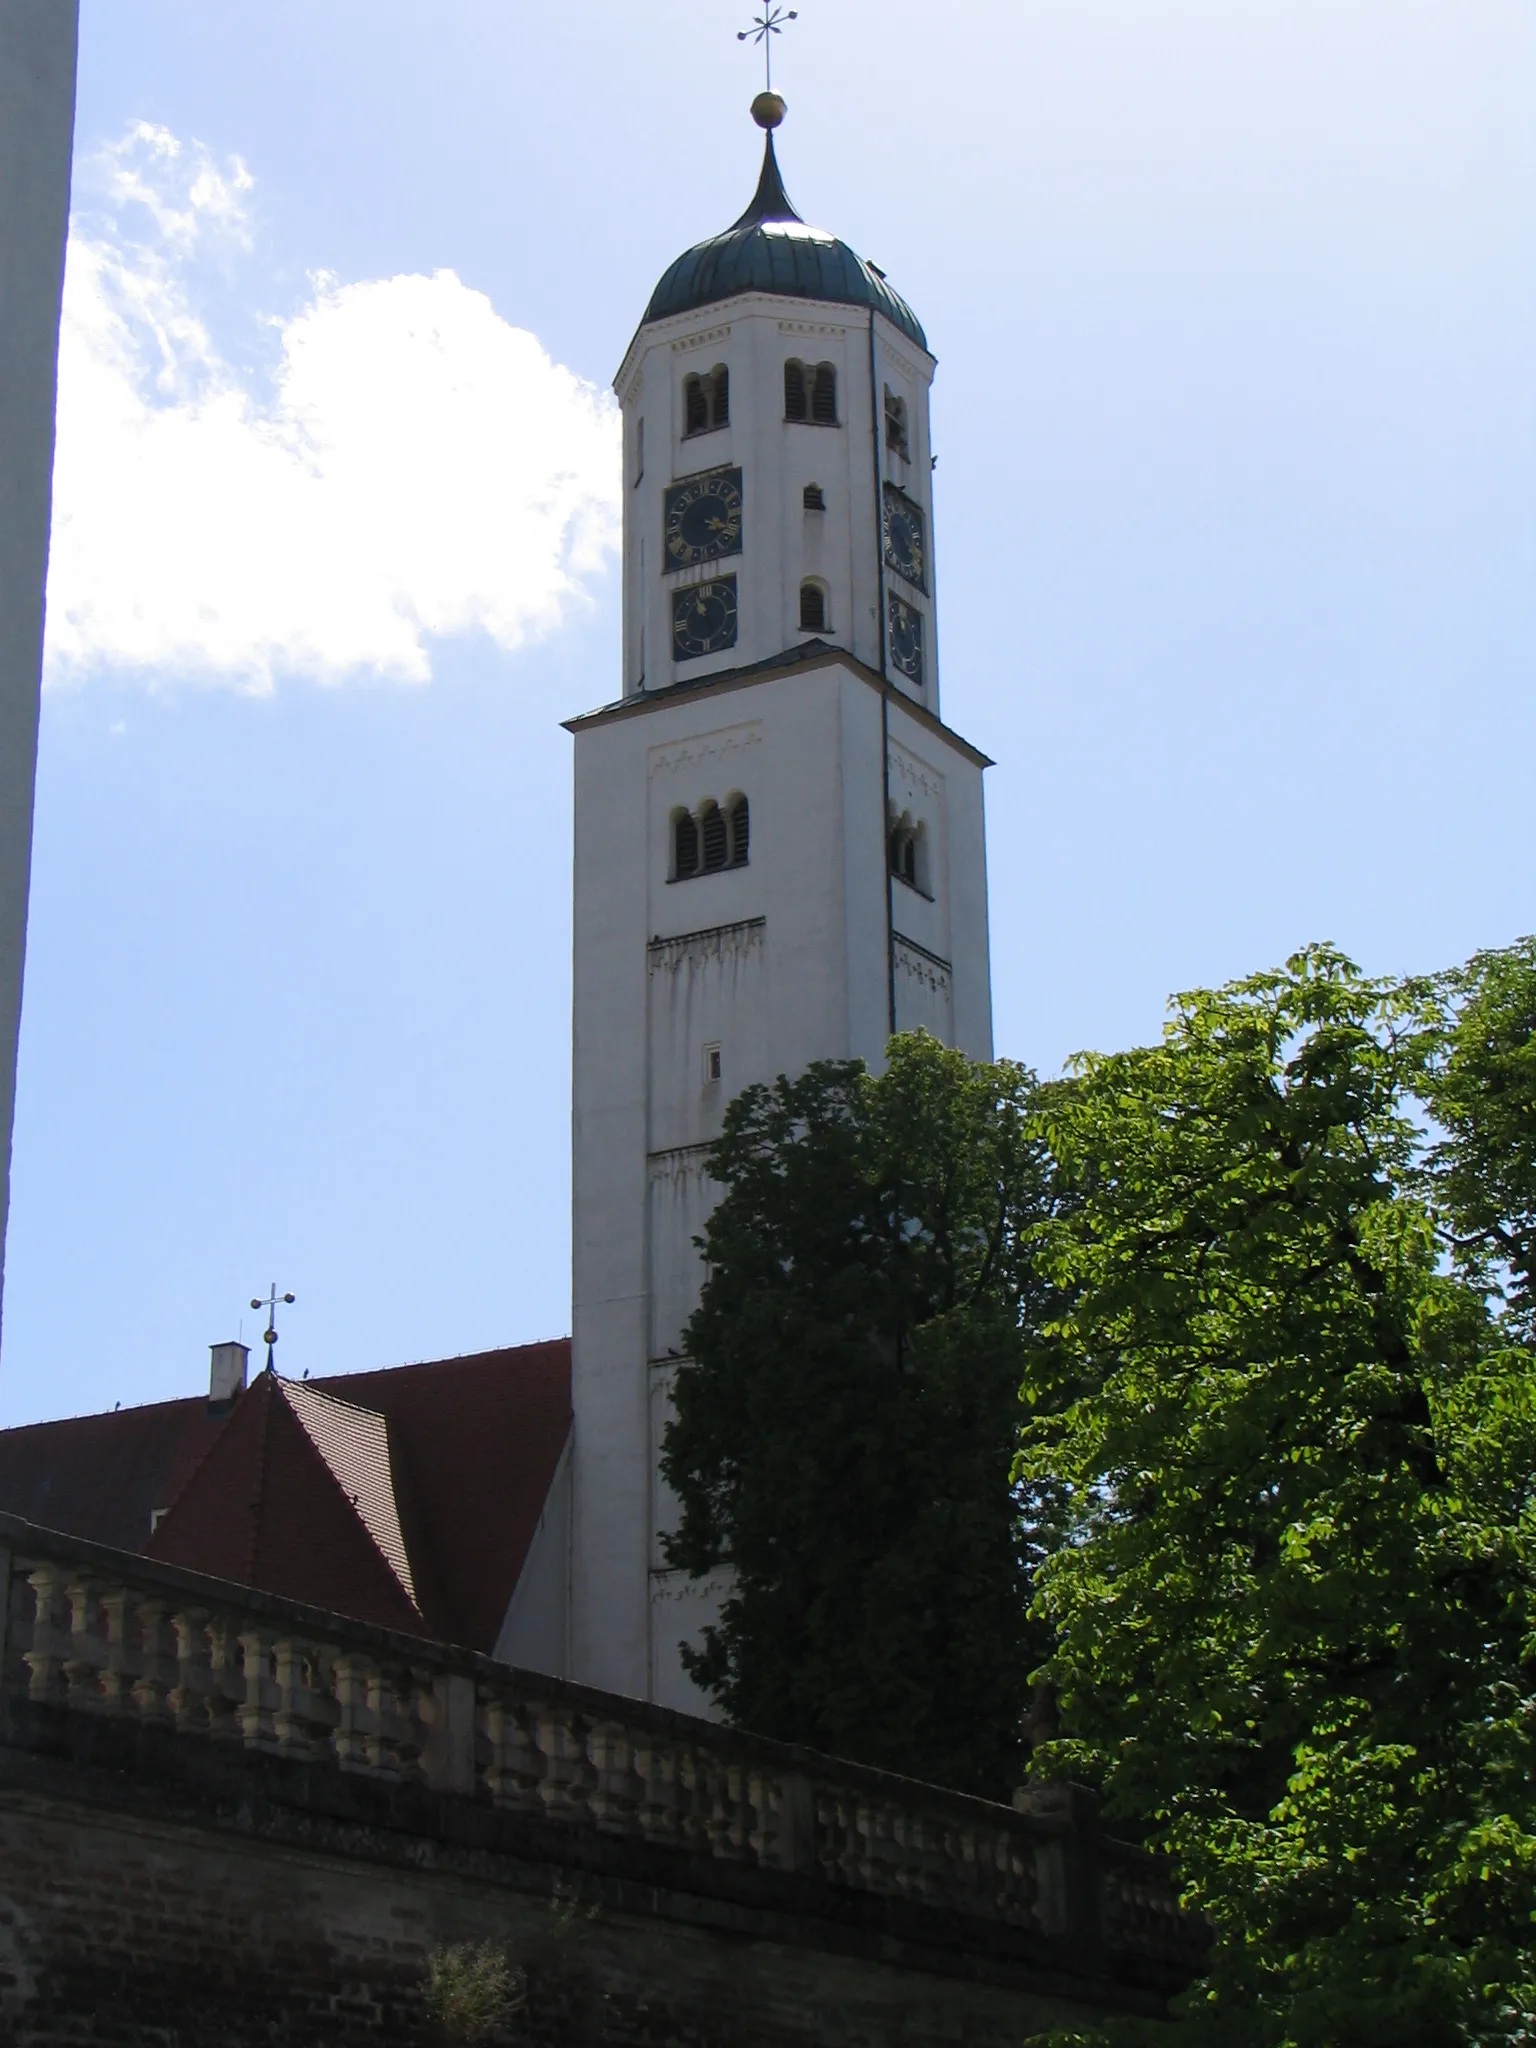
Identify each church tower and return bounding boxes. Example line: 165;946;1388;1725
562;97;995;1709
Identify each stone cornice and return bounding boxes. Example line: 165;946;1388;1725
563;644;992;771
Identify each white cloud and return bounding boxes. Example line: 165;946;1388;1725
45;126;621;690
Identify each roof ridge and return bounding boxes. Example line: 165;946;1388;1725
276;1375;419;1614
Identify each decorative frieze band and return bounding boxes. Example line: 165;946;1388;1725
647;917;766;977
671;324;732;354
649;723;762;779
893;933;952;996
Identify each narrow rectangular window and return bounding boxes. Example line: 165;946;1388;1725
633;415;644;486
704;1043;723;1084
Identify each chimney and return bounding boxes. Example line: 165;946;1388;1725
209;1340;249;1411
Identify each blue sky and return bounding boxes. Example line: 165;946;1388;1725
3;0;1532;1423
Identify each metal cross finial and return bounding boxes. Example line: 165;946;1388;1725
737;4;797;92
250;1282;295;1374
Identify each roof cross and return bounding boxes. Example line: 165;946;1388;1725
737;3;797;92
250;1282;295;1374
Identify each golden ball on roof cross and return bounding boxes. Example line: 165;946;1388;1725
751;91;786;129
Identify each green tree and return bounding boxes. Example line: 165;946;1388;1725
660;1031;1063;1797
1419;936;1536;1338
1019;944;1536;2047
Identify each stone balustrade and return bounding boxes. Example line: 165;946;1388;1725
0;1511;1199;1975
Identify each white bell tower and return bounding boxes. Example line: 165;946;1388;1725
560;97;995;1709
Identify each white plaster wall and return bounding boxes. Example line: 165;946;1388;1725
0;2;77;1351
616;298;939;713
493;1432;572;1676
568;653;991;1710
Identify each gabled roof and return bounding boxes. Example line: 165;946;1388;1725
0;1341;571;1653
146;1371;425;1637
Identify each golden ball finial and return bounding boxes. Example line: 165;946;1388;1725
751;90;786;130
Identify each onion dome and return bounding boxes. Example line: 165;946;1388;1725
642;104;927;352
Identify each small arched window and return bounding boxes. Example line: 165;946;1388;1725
728;794;750;867
803;482;825;511
784;358;807;421
700;802;729;872
810;363;837;425
888;816;924;892
884;386;909;457
674;809;700;879
799;581;827;633
684;365;729;436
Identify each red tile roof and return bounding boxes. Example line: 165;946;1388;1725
0;1342;571;1653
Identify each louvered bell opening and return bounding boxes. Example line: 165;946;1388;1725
803;483;825;511
799;582;826;633
700;805;728;872
889;827;916;883
711;366;730;427
885;390;908;456
675;810;700;879
685;376;708;436
811;364;837;425
784;359;807;422
729;796;750;867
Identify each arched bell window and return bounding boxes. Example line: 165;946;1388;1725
700;801;729;872
674;808;700;879
810;363;838;424
888;814;926;893
672;796;750;880
799;581;827;633
884;385;909;457
784;358;807;421
684;365;729;436
728;794;749;867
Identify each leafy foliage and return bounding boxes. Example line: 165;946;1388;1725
423;1941;526;2044
660;1031;1064;1797
1019;943;1536;2047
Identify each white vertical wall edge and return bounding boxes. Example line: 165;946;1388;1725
0;1;79;1354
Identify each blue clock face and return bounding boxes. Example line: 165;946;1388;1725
888;594;924;684
673;577;739;659
664;467;744;570
882;484;926;592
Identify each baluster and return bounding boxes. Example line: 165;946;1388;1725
331;1651;374;1771
587;1719;641;1833
364;1663;403;1778
272;1637;317;1756
97;1587;140;1713
62;1578;105;1707
675;1744;710;1852
22;1563;72;1703
747;1768;782;1867
704;1758;747;1860
813;1785;847;1881
131;1600;175;1724
481;1692;543;1810
394;1668;430;1782
237;1627;276;1749
533;1703;591;1819
205;1615;244;1740
167;1608;213;1731
633;1735;680;1845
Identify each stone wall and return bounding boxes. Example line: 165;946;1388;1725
0;1513;1203;2044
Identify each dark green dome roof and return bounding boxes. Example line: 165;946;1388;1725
643;133;927;352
